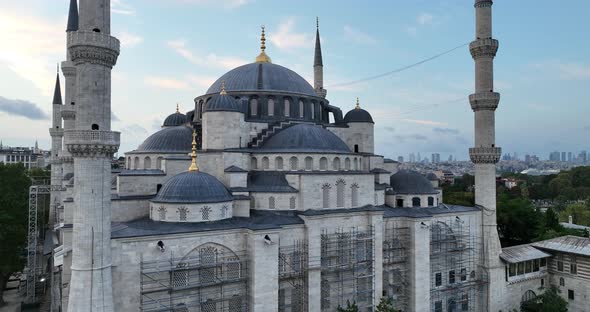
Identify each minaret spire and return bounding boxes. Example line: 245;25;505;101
66;0;79;32
188;129;199;171
255;25;272;63
52;66;63;105
314;17;326;98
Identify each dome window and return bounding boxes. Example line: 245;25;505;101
91;124;99;130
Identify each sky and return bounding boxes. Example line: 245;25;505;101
0;0;589;161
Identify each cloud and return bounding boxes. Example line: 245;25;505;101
112;0;136;15
404;13;435;37
117;31;143;47
417;13;434;25
0;96;48;120
401;118;448;126
404;26;417;37
343;26;377;45
433;127;459;134
144;76;190;90
394;134;428;142
584;126;590;131
167;39;246;69
384;126;395;133
166;0;250;8
186;75;216;88
269;18;312;51
532;61;590;80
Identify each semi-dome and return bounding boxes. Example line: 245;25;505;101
344;108;374;123
151;171;233;204
163;111;187;127
390;170;437;194
260;123;351;153
136;125;192;153
206;93;241;112
206;62;316;97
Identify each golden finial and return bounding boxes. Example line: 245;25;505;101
176;103;180;113
355;97;360;110
220;80;227;95
188;129;199;171
255;25;272;63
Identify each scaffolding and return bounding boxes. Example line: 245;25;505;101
318;226;375;311
278;240;308;312
429;218;486;312
140;246;249;312
382;224;410;311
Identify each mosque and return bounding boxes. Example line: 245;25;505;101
46;0;590;311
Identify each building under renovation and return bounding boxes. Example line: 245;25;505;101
31;0;590;311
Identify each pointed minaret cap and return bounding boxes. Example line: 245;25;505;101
314;17;323;67
176;103;180;113
188;129;199;172
355;97;360;110
255;26;272;63
52;66;63;105
66;0;79;32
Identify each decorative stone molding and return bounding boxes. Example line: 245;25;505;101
65;130;120;157
49;128;64;137
469;38;499;59
60;156;74;163
469;92;500;111
474;0;492;8
469;147;501;164
60;61;77;77
49;158;63;165
68;31;120;68
61;106;76;120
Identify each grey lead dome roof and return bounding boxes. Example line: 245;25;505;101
206;62;316;96
206;94;241;112
136;125;192;153
390;170;437;194
260;123;351;153
151;171;233;204
344;108;374;123
163;112;187;127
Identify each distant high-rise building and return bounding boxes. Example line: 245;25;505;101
417;152;421;163
397;156;404;162
549;151;560;161
431;153;440;163
561;152;566;162
525;154;531;164
409;153;416;163
448;155;453;162
568;152;572;162
581;151;588;163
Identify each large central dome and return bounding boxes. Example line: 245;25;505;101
206;62;317;97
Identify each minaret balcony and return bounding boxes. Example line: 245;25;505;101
49;128;64;137
469;147;501;164
67;31;120;68
64;130;120;157
474;0;493;8
60;155;74;163
470;38;498;59
469;92;500;111
61;61;76;77
61;105;76;120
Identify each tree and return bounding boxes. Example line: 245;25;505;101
337;300;359;312
496;196;543;246
545;208;560;231
375;297;401;312
559;203;590;226
520;286;567;312
0;164;31;306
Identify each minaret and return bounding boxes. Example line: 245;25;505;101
469;1;504;310
61;0;78;185
314;17;327;98
64;0;120;310
49;68;63;225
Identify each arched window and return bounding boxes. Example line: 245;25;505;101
144;156;151;169
250;98;258;116
251;157;258;170
333;157;341;170
172;262;188;287
351;183;359;207
322;184;331;208
275;157;283;170
559;277;565;286
201;206;211;220
290;157;298;170
221;205;229;218
336;179;346;208
158;206;167;220
353;158;358;170
305;157;313;170
290;196;296;209
412;197;421;207
521;290;536;303
345;158;351;170
299;100;304;118
262;157;269;169
284;98;290;117
320;157;328;170
177;207;188;221
354;144;359;153
91;123;99;130
268;98;274;116
199;246;217;283
134;157;139;169
156;157;164;170
269;197;276;209
428;197;435;206
396;198;404;207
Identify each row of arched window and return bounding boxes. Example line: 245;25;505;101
252;196;297;210
252;156;362;171
127;156;164;170
321;180;360;208
395;196;436;208
156;205;229;221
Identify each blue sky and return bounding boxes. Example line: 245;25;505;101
0;0;589;160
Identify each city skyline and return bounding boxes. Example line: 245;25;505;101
0;0;589;159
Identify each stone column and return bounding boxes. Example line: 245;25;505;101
407;219;430;312
65;1;119;311
470;1;505;311
247;230;279;312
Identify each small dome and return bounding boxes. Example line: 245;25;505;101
151;171;233;204
163;112;187;127
206;62;316;96
390;170;437;194
426;173;439;181
260;123;351;153
344;108;374;123
206;94;241;112
136;125;192;153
